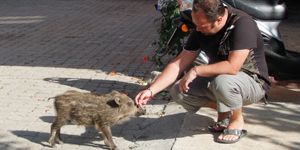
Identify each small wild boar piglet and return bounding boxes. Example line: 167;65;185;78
48;90;145;150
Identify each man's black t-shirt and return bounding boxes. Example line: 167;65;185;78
184;7;271;90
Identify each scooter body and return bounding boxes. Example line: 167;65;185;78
156;0;300;80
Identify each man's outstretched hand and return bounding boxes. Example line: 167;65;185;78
135;89;153;107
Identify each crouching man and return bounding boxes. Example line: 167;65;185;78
135;0;270;144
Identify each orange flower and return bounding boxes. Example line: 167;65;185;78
109;70;117;76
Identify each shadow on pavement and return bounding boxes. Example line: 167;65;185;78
10;130;109;149
245;102;300;132
11;113;214;148
243;102;300;150
10;103;300;149
0;133;31;150
112;113;213;142
39;116;55;124
40;113;212;141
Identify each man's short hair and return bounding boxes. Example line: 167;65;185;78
192;0;226;23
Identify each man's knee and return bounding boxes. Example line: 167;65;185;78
210;75;240;96
209;75;242;108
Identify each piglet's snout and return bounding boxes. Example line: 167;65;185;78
135;104;146;116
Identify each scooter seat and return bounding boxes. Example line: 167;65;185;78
224;0;287;20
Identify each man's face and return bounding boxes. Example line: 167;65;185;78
192;11;221;35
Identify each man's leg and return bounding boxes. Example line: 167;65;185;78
204;101;231;124
169;77;231;126
209;72;265;142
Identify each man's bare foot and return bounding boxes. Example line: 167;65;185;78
218;108;244;142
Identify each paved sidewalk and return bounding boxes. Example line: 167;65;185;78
0;0;299;150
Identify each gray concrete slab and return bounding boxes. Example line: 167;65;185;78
0;0;299;150
173;103;300;150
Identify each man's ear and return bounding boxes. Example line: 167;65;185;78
217;16;223;23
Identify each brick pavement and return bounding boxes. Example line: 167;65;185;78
0;0;163;150
0;0;158;74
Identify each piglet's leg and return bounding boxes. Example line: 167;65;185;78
49;123;59;147
56;129;63;144
96;124;117;150
49;117;65;146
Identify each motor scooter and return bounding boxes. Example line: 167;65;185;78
154;0;300;80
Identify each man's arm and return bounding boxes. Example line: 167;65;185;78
180;49;249;92
149;49;198;94
195;49;249;76
135;49;197;106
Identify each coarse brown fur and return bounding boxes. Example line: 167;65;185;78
48;90;145;150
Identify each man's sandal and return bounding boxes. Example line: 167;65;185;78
208;117;230;132
216;129;247;144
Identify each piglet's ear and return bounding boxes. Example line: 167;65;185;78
114;97;121;106
107;98;119;108
111;90;120;95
